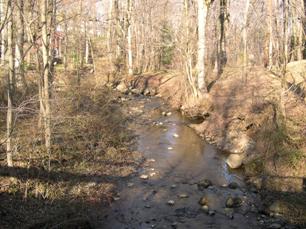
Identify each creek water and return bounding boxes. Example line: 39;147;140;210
100;96;263;229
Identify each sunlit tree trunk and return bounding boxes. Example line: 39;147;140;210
16;0;27;91
267;0;274;69
63;13;68;71
107;0;114;70
0;0;6;65
184;0;198;97
41;0;52;170
197;0;209;93
6;0;13;167
243;0;250;78
127;0;133;76
295;0;304;60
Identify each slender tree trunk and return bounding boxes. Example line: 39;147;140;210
267;0;274;69
16;0;27;91
6;0;13;167
127;0;133;76
243;0;250;79
63;13;68;71
296;0;304;60
107;0;114;70
197;0;208;93
218;0;228;75
41;0;52;170
85;21;89;64
0;0;6;65
184;0;198;97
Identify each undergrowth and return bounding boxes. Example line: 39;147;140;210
0;69;141;228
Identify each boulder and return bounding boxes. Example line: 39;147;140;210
226;153;245;169
116;82;128;93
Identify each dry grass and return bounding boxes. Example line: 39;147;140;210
0;68;142;228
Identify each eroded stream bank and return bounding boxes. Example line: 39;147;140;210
100;95;292;229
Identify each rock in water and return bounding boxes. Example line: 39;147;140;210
208;210;215;216
226;153;245;169
167;200;175;206
140;174;149;180
178;194;189;199
201;205;209;213
199;196;208;206
197;179;212;190
228;182;239;189
173;133;179;138
268;223;282;229
226;197;242;208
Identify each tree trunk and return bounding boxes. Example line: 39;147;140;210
243;0;250;79
218;0;228;75
41;0;52;170
107;0;114;71
63;13;68;71
127;0;133;76
296;0;304;60
6;0;13;167
0;0;6;65
16;0;27;91
267;0;274;68
197;0;208;93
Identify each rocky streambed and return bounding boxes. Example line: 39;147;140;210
100;95;295;229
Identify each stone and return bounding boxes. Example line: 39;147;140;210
145;205;151;208
224;208;234;219
144;88;151;96
208;210;215;216
131;88;141;94
228;182;239;189
197;179;212;190
268;223;282;229
127;182;134;187
178;194;189;199
226;197;242;208
140;174;149;180
167;200;175;206
149;172;157;177
199;196;208;206
201;205;209;213
173;133;179;138
147;158;156;163
116;82;128;93
226;153;245;169
166;112;172;116
171;184;177;189
168;147;173;150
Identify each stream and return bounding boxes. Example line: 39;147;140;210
100;96;274;229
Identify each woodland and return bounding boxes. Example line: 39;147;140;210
0;0;305;228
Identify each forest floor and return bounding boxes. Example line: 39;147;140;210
0;69;145;228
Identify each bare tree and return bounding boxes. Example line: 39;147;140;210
127;0;133;76
6;0;14;167
40;0;52;170
197;0;213;93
